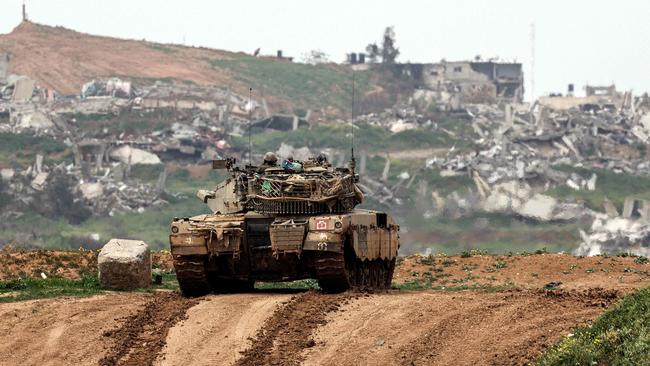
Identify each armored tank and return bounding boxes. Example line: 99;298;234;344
169;155;399;296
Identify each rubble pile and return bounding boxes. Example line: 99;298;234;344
576;217;650;257
353;102;433;133
81;78;135;99
0;75;270;221
436;100;650;179
0;76;256;137
2;65;650;257
0;153;167;220
79;175;167;216
420;98;650;218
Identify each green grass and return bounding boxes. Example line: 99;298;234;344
399;212;585;255
394;280;516;292
233;123;467;159
0;168;223;249
536;286;650;366
66;108;179;135
130;164;166;181
0;133;66;154
0;133;69;167
209;54;372;111
0;271;180;303
254;279;319;290
421;167;474;196
148;271;179;291
0;197;208;250
0;275;102;303
547;166;650;211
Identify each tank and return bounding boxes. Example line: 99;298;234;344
169;156;399;296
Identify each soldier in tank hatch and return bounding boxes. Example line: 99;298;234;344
257;152;278;173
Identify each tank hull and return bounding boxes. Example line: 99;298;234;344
170;209;399;295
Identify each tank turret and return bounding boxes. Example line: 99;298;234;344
198;157;363;215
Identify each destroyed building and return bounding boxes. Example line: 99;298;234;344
1;20;650;257
394;60;524;106
539;84;632;111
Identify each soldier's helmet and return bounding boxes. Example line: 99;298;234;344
263;152;278;164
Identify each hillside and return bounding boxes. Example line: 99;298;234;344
0;21;377;112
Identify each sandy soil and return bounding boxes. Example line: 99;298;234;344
0;253;647;366
0;248;97;280
301;289;617;366
394;253;650;292
0;22;234;95
156;293;292;366
0;293;147;366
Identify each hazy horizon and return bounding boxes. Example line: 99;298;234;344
2;0;649;101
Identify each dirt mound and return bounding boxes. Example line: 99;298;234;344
100;292;198;366
156;293;293;366
0;248;97;280
302;289;621;366
394;253;650;292
0;293;147;366
0;21;236;95
236;291;355;366
0;248;173;281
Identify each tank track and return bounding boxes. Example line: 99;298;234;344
315;252;396;292
173;255;212;297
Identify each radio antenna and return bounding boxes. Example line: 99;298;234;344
350;71;356;172
248;87;253;166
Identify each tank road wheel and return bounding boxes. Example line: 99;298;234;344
173;255;212;297
314;239;397;292
384;258;396;288
315;253;350;293
372;261;381;288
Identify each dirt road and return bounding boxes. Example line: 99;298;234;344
157;293;293;366
0;293;147;366
0;254;647;366
302;290;616;366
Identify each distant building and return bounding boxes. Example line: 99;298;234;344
393;60;524;104
539;84;628;111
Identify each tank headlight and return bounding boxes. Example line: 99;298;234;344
334;221;342;229
171;226;179;233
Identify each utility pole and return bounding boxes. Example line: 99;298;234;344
22;1;27;21
529;21;535;102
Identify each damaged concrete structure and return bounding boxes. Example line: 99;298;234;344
539;84;627;111
395;60;524;106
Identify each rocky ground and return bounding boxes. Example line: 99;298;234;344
0;251;648;366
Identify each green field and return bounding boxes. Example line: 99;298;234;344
537;286;650;365
209;55;373;112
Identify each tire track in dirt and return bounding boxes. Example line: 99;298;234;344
396;289;620;366
0;293;147;366
99;292;199;366
235;290;357;366
156;293;294;366
301;288;621;366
